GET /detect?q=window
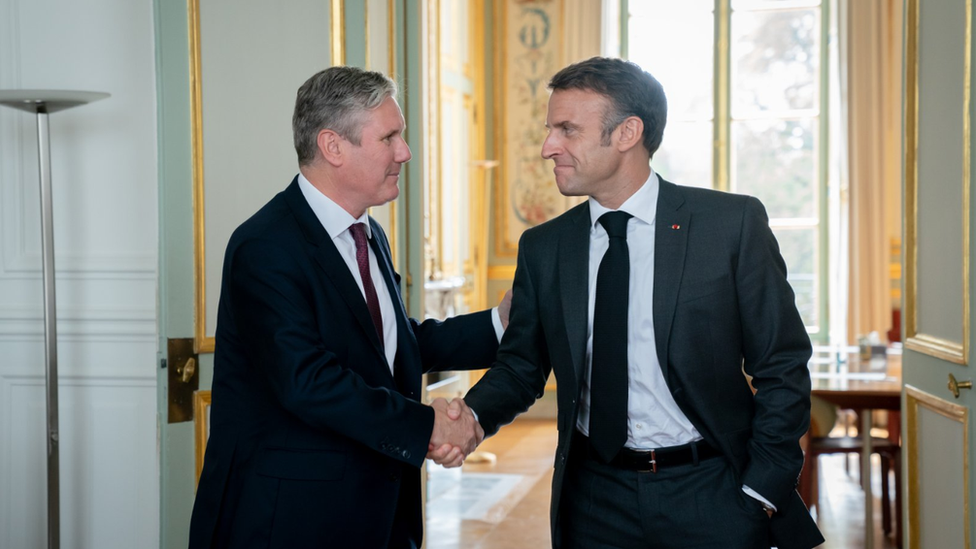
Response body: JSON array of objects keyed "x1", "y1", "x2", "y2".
[{"x1": 623, "y1": 0, "x2": 828, "y2": 339}]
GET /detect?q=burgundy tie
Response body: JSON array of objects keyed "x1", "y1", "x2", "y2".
[{"x1": 349, "y1": 223, "x2": 384, "y2": 347}]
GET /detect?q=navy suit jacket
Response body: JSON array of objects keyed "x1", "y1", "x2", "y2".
[
  {"x1": 188, "y1": 178, "x2": 499, "y2": 549},
  {"x1": 464, "y1": 179, "x2": 824, "y2": 549}
]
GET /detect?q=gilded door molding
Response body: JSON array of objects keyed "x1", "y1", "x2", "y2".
[
  {"x1": 188, "y1": 0, "x2": 213, "y2": 353},
  {"x1": 905, "y1": 384, "x2": 970, "y2": 548},
  {"x1": 903, "y1": 0, "x2": 971, "y2": 364}
]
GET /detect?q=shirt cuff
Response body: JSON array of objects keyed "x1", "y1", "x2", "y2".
[
  {"x1": 490, "y1": 307, "x2": 505, "y2": 341},
  {"x1": 742, "y1": 485, "x2": 776, "y2": 512}
]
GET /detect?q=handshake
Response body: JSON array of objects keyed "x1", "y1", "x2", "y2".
[{"x1": 426, "y1": 397, "x2": 483, "y2": 468}]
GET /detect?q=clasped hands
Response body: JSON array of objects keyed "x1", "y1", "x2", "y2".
[{"x1": 426, "y1": 397, "x2": 483, "y2": 468}]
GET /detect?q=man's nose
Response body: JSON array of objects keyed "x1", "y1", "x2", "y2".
[
  {"x1": 541, "y1": 134, "x2": 558, "y2": 159},
  {"x1": 397, "y1": 139, "x2": 412, "y2": 163}
]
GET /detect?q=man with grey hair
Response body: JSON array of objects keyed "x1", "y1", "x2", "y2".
[{"x1": 188, "y1": 66, "x2": 509, "y2": 549}]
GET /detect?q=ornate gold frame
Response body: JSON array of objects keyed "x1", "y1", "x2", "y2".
[
  {"x1": 187, "y1": 0, "x2": 213, "y2": 353},
  {"x1": 905, "y1": 384, "x2": 970, "y2": 548},
  {"x1": 332, "y1": 0, "x2": 345, "y2": 66},
  {"x1": 469, "y1": 0, "x2": 489, "y2": 311},
  {"x1": 387, "y1": 0, "x2": 398, "y2": 265},
  {"x1": 903, "y1": 0, "x2": 971, "y2": 365},
  {"x1": 488, "y1": 265, "x2": 516, "y2": 280},
  {"x1": 193, "y1": 390, "x2": 212, "y2": 485}
]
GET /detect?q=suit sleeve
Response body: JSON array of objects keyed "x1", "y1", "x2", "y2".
[
  {"x1": 463, "y1": 233, "x2": 552, "y2": 436},
  {"x1": 411, "y1": 309, "x2": 500, "y2": 374},
  {"x1": 229, "y1": 237, "x2": 433, "y2": 467},
  {"x1": 367, "y1": 216, "x2": 499, "y2": 374},
  {"x1": 735, "y1": 197, "x2": 813, "y2": 510}
]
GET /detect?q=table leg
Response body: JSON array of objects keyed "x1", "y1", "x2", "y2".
[{"x1": 862, "y1": 410, "x2": 874, "y2": 548}]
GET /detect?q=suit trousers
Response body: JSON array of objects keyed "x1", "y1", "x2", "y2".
[{"x1": 559, "y1": 440, "x2": 771, "y2": 549}]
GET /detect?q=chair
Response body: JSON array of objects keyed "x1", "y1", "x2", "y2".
[{"x1": 798, "y1": 407, "x2": 902, "y2": 547}]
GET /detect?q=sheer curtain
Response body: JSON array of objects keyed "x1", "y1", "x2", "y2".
[
  {"x1": 563, "y1": 0, "x2": 603, "y2": 63},
  {"x1": 844, "y1": 0, "x2": 903, "y2": 345}
]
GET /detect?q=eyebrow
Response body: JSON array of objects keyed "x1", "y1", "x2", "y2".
[{"x1": 546, "y1": 120, "x2": 576, "y2": 130}]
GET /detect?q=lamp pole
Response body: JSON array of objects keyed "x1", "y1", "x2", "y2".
[{"x1": 0, "y1": 90, "x2": 109, "y2": 549}]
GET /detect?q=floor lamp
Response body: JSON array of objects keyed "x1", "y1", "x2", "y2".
[{"x1": 0, "y1": 89, "x2": 109, "y2": 549}]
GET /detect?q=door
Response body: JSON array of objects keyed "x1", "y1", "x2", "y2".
[
  {"x1": 902, "y1": 0, "x2": 975, "y2": 547},
  {"x1": 154, "y1": 1, "x2": 420, "y2": 545},
  {"x1": 154, "y1": 0, "x2": 342, "y2": 546},
  {"x1": 422, "y1": 0, "x2": 490, "y2": 398}
]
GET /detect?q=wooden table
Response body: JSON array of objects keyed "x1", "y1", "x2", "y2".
[{"x1": 809, "y1": 348, "x2": 902, "y2": 548}]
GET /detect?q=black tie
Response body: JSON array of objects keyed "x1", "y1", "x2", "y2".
[{"x1": 589, "y1": 211, "x2": 632, "y2": 462}]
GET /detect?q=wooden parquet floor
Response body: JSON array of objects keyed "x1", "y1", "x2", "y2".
[{"x1": 426, "y1": 418, "x2": 899, "y2": 549}]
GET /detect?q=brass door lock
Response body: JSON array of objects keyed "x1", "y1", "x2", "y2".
[
  {"x1": 948, "y1": 373, "x2": 972, "y2": 399},
  {"x1": 167, "y1": 338, "x2": 200, "y2": 422},
  {"x1": 178, "y1": 357, "x2": 197, "y2": 383}
]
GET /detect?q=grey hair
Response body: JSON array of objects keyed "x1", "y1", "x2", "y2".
[{"x1": 293, "y1": 66, "x2": 398, "y2": 166}]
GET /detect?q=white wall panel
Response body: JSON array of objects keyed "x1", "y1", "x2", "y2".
[
  {"x1": 0, "y1": 0, "x2": 160, "y2": 545},
  {"x1": 0, "y1": 376, "x2": 157, "y2": 549},
  {"x1": 0, "y1": 0, "x2": 157, "y2": 278}
]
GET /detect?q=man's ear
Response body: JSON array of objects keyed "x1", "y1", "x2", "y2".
[
  {"x1": 616, "y1": 116, "x2": 644, "y2": 153},
  {"x1": 317, "y1": 129, "x2": 344, "y2": 167}
]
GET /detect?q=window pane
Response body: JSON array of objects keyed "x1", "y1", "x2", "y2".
[
  {"x1": 628, "y1": 3, "x2": 714, "y2": 119},
  {"x1": 631, "y1": 0, "x2": 712, "y2": 16},
  {"x1": 731, "y1": 118, "x2": 816, "y2": 218},
  {"x1": 731, "y1": 8, "x2": 819, "y2": 115},
  {"x1": 772, "y1": 226, "x2": 819, "y2": 328},
  {"x1": 652, "y1": 120, "x2": 712, "y2": 188},
  {"x1": 732, "y1": 0, "x2": 821, "y2": 8}
]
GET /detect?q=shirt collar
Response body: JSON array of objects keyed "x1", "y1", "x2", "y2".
[
  {"x1": 297, "y1": 171, "x2": 372, "y2": 240},
  {"x1": 587, "y1": 169, "x2": 659, "y2": 230}
]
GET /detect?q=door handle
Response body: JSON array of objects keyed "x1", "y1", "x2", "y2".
[
  {"x1": 178, "y1": 357, "x2": 197, "y2": 384},
  {"x1": 948, "y1": 373, "x2": 972, "y2": 398}
]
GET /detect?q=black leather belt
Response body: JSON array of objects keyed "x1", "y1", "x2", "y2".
[{"x1": 572, "y1": 431, "x2": 722, "y2": 473}]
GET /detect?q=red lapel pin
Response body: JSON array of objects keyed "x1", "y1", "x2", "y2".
[{"x1": 671, "y1": 224, "x2": 680, "y2": 230}]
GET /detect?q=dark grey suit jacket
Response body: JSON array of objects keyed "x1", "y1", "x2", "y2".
[{"x1": 465, "y1": 179, "x2": 823, "y2": 549}]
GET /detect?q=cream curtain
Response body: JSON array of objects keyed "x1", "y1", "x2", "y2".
[
  {"x1": 845, "y1": 0, "x2": 903, "y2": 344},
  {"x1": 562, "y1": 0, "x2": 603, "y2": 64}
]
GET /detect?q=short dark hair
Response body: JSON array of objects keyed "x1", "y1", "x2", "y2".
[
  {"x1": 548, "y1": 57, "x2": 667, "y2": 157},
  {"x1": 293, "y1": 66, "x2": 398, "y2": 166}
]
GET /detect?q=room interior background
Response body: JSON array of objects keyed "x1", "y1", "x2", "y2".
[{"x1": 2, "y1": 0, "x2": 964, "y2": 547}]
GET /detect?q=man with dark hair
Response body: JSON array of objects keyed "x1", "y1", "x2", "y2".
[
  {"x1": 460, "y1": 56, "x2": 824, "y2": 548},
  {"x1": 188, "y1": 66, "x2": 509, "y2": 549}
]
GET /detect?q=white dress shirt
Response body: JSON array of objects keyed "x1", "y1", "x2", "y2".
[
  {"x1": 298, "y1": 173, "x2": 400, "y2": 371},
  {"x1": 297, "y1": 173, "x2": 505, "y2": 374},
  {"x1": 576, "y1": 170, "x2": 703, "y2": 449}
]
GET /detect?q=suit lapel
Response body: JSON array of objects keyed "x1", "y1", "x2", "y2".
[
  {"x1": 558, "y1": 203, "x2": 591, "y2": 384},
  {"x1": 368, "y1": 217, "x2": 420, "y2": 396},
  {"x1": 652, "y1": 180, "x2": 690, "y2": 380},
  {"x1": 283, "y1": 181, "x2": 390, "y2": 373}
]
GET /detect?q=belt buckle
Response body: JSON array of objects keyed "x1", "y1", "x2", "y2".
[{"x1": 637, "y1": 449, "x2": 658, "y2": 474}]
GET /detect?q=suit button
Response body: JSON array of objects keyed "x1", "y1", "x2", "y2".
[{"x1": 401, "y1": 450, "x2": 411, "y2": 459}]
